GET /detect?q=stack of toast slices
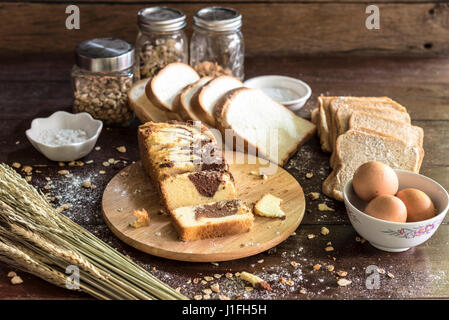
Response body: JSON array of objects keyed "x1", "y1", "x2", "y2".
[
  {"x1": 138, "y1": 121, "x2": 254, "y2": 241},
  {"x1": 311, "y1": 96, "x2": 424, "y2": 201},
  {"x1": 129, "y1": 62, "x2": 316, "y2": 167}
]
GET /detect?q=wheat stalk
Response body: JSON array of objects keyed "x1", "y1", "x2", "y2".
[{"x1": 0, "y1": 164, "x2": 187, "y2": 300}]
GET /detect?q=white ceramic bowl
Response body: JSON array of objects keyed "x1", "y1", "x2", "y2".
[
  {"x1": 243, "y1": 75, "x2": 312, "y2": 111},
  {"x1": 26, "y1": 111, "x2": 103, "y2": 162},
  {"x1": 344, "y1": 169, "x2": 449, "y2": 252}
]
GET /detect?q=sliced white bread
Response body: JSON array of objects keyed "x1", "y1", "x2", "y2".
[
  {"x1": 145, "y1": 62, "x2": 200, "y2": 112},
  {"x1": 175, "y1": 76, "x2": 213, "y2": 121},
  {"x1": 349, "y1": 111, "x2": 423, "y2": 147},
  {"x1": 329, "y1": 105, "x2": 411, "y2": 167},
  {"x1": 329, "y1": 97, "x2": 406, "y2": 151},
  {"x1": 215, "y1": 87, "x2": 316, "y2": 166},
  {"x1": 323, "y1": 129, "x2": 423, "y2": 201},
  {"x1": 128, "y1": 79, "x2": 181, "y2": 122},
  {"x1": 194, "y1": 75, "x2": 243, "y2": 126}
]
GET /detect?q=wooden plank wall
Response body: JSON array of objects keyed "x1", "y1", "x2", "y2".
[{"x1": 1, "y1": 1, "x2": 449, "y2": 56}]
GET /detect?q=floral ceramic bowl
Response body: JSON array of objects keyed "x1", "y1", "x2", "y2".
[{"x1": 344, "y1": 169, "x2": 449, "y2": 252}]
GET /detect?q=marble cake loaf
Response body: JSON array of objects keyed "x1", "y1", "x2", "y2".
[
  {"x1": 138, "y1": 121, "x2": 253, "y2": 240},
  {"x1": 138, "y1": 121, "x2": 238, "y2": 211}
]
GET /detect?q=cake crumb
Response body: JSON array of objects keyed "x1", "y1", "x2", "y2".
[
  {"x1": 10, "y1": 276, "x2": 23, "y2": 285},
  {"x1": 337, "y1": 278, "x2": 352, "y2": 287},
  {"x1": 318, "y1": 203, "x2": 334, "y2": 211},
  {"x1": 321, "y1": 227, "x2": 330, "y2": 235},
  {"x1": 116, "y1": 146, "x2": 127, "y2": 153},
  {"x1": 299, "y1": 289, "x2": 307, "y2": 294},
  {"x1": 308, "y1": 192, "x2": 320, "y2": 200},
  {"x1": 337, "y1": 270, "x2": 348, "y2": 277},
  {"x1": 313, "y1": 264, "x2": 321, "y2": 271},
  {"x1": 129, "y1": 208, "x2": 150, "y2": 228}
]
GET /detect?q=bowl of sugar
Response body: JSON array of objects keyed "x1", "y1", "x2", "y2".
[
  {"x1": 26, "y1": 111, "x2": 103, "y2": 162},
  {"x1": 243, "y1": 75, "x2": 312, "y2": 111}
]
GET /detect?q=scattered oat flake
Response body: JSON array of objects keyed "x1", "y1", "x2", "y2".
[
  {"x1": 286, "y1": 279, "x2": 294, "y2": 286},
  {"x1": 305, "y1": 172, "x2": 313, "y2": 179},
  {"x1": 82, "y1": 180, "x2": 92, "y2": 188},
  {"x1": 290, "y1": 261, "x2": 298, "y2": 267},
  {"x1": 99, "y1": 170, "x2": 106, "y2": 174},
  {"x1": 337, "y1": 278, "x2": 352, "y2": 287},
  {"x1": 325, "y1": 246, "x2": 334, "y2": 252},
  {"x1": 204, "y1": 276, "x2": 214, "y2": 281},
  {"x1": 201, "y1": 280, "x2": 207, "y2": 285},
  {"x1": 22, "y1": 166, "x2": 33, "y2": 174},
  {"x1": 257, "y1": 259, "x2": 264, "y2": 264},
  {"x1": 299, "y1": 289, "x2": 307, "y2": 294},
  {"x1": 108, "y1": 158, "x2": 115, "y2": 164},
  {"x1": 116, "y1": 146, "x2": 126, "y2": 153},
  {"x1": 321, "y1": 227, "x2": 330, "y2": 235},
  {"x1": 194, "y1": 295, "x2": 202, "y2": 300},
  {"x1": 7, "y1": 271, "x2": 16, "y2": 278},
  {"x1": 378, "y1": 268, "x2": 386, "y2": 274},
  {"x1": 313, "y1": 264, "x2": 321, "y2": 271},
  {"x1": 15, "y1": 140, "x2": 20, "y2": 145},
  {"x1": 58, "y1": 170, "x2": 69, "y2": 175},
  {"x1": 193, "y1": 278, "x2": 200, "y2": 284},
  {"x1": 387, "y1": 272, "x2": 395, "y2": 279},
  {"x1": 175, "y1": 287, "x2": 181, "y2": 293},
  {"x1": 214, "y1": 274, "x2": 221, "y2": 279},
  {"x1": 211, "y1": 262, "x2": 219, "y2": 266},
  {"x1": 308, "y1": 192, "x2": 320, "y2": 200},
  {"x1": 202, "y1": 288, "x2": 212, "y2": 295},
  {"x1": 10, "y1": 276, "x2": 23, "y2": 285},
  {"x1": 12, "y1": 162, "x2": 21, "y2": 169},
  {"x1": 318, "y1": 203, "x2": 334, "y2": 211},
  {"x1": 102, "y1": 162, "x2": 110, "y2": 167},
  {"x1": 219, "y1": 295, "x2": 230, "y2": 300},
  {"x1": 240, "y1": 271, "x2": 272, "y2": 290},
  {"x1": 245, "y1": 286, "x2": 254, "y2": 292},
  {"x1": 307, "y1": 234, "x2": 315, "y2": 239},
  {"x1": 25, "y1": 176, "x2": 32, "y2": 182},
  {"x1": 210, "y1": 283, "x2": 220, "y2": 293},
  {"x1": 95, "y1": 146, "x2": 101, "y2": 151},
  {"x1": 337, "y1": 271, "x2": 348, "y2": 277},
  {"x1": 327, "y1": 265, "x2": 335, "y2": 272},
  {"x1": 225, "y1": 273, "x2": 233, "y2": 279}
]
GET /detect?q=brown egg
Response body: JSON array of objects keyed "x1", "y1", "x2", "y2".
[
  {"x1": 365, "y1": 195, "x2": 407, "y2": 222},
  {"x1": 396, "y1": 188, "x2": 436, "y2": 222},
  {"x1": 353, "y1": 161, "x2": 399, "y2": 202}
]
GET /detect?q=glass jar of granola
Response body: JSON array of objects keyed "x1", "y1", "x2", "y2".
[
  {"x1": 190, "y1": 7, "x2": 244, "y2": 80},
  {"x1": 71, "y1": 38, "x2": 136, "y2": 126},
  {"x1": 135, "y1": 7, "x2": 188, "y2": 79}
]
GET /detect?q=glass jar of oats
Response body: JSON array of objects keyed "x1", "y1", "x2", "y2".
[
  {"x1": 190, "y1": 7, "x2": 244, "y2": 80},
  {"x1": 135, "y1": 7, "x2": 188, "y2": 80},
  {"x1": 71, "y1": 38, "x2": 136, "y2": 126}
]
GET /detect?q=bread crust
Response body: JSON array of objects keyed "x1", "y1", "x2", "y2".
[
  {"x1": 145, "y1": 62, "x2": 199, "y2": 112},
  {"x1": 215, "y1": 87, "x2": 316, "y2": 166},
  {"x1": 178, "y1": 77, "x2": 213, "y2": 122},
  {"x1": 197, "y1": 75, "x2": 243, "y2": 127},
  {"x1": 171, "y1": 213, "x2": 254, "y2": 241}
]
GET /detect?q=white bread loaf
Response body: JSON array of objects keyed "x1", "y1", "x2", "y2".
[
  {"x1": 145, "y1": 63, "x2": 200, "y2": 112},
  {"x1": 215, "y1": 87, "x2": 316, "y2": 166}
]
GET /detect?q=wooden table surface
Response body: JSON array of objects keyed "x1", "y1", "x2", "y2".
[{"x1": 1, "y1": 55, "x2": 448, "y2": 299}]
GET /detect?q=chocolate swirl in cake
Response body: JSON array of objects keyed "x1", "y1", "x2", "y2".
[{"x1": 194, "y1": 200, "x2": 240, "y2": 220}]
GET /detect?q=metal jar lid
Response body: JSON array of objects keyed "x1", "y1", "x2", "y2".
[
  {"x1": 138, "y1": 7, "x2": 186, "y2": 32},
  {"x1": 194, "y1": 7, "x2": 242, "y2": 32},
  {"x1": 75, "y1": 38, "x2": 135, "y2": 72}
]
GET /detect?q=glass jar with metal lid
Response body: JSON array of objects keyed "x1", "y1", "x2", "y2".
[
  {"x1": 71, "y1": 38, "x2": 136, "y2": 126},
  {"x1": 190, "y1": 7, "x2": 244, "y2": 80},
  {"x1": 136, "y1": 7, "x2": 188, "y2": 79}
]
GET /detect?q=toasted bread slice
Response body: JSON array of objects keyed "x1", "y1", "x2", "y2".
[
  {"x1": 128, "y1": 79, "x2": 181, "y2": 123},
  {"x1": 145, "y1": 63, "x2": 200, "y2": 112},
  {"x1": 329, "y1": 97, "x2": 406, "y2": 151},
  {"x1": 175, "y1": 77, "x2": 213, "y2": 121},
  {"x1": 349, "y1": 111, "x2": 423, "y2": 147},
  {"x1": 194, "y1": 75, "x2": 242, "y2": 126},
  {"x1": 324, "y1": 129, "x2": 423, "y2": 201},
  {"x1": 171, "y1": 200, "x2": 254, "y2": 241},
  {"x1": 329, "y1": 104, "x2": 411, "y2": 167},
  {"x1": 215, "y1": 87, "x2": 316, "y2": 166}
]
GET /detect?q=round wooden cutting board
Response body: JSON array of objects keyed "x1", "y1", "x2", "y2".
[{"x1": 102, "y1": 153, "x2": 305, "y2": 262}]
